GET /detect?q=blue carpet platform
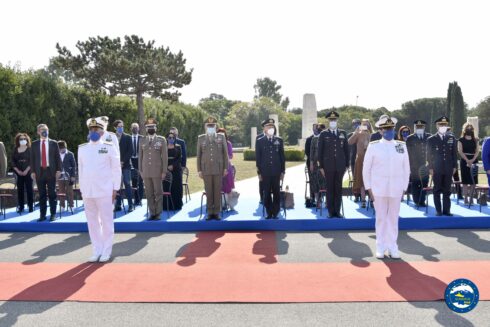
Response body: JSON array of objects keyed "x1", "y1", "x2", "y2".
[{"x1": 1, "y1": 165, "x2": 489, "y2": 232}]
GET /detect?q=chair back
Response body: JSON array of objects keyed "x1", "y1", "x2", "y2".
[
  {"x1": 418, "y1": 165, "x2": 432, "y2": 187},
  {"x1": 304, "y1": 165, "x2": 309, "y2": 182},
  {"x1": 182, "y1": 166, "x2": 189, "y2": 183},
  {"x1": 164, "y1": 171, "x2": 173, "y2": 189},
  {"x1": 470, "y1": 164, "x2": 479, "y2": 185}
]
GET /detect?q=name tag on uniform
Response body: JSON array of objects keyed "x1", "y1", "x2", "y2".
[
  {"x1": 274, "y1": 140, "x2": 280, "y2": 145},
  {"x1": 106, "y1": 135, "x2": 112, "y2": 142},
  {"x1": 99, "y1": 147, "x2": 108, "y2": 154},
  {"x1": 395, "y1": 144, "x2": 404, "y2": 154},
  {"x1": 155, "y1": 141, "x2": 162, "y2": 147},
  {"x1": 448, "y1": 139, "x2": 454, "y2": 144}
]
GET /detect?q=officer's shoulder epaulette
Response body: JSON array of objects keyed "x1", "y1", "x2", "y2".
[
  {"x1": 369, "y1": 140, "x2": 380, "y2": 144},
  {"x1": 78, "y1": 142, "x2": 88, "y2": 148},
  {"x1": 396, "y1": 140, "x2": 406, "y2": 144},
  {"x1": 198, "y1": 134, "x2": 206, "y2": 139},
  {"x1": 103, "y1": 141, "x2": 113, "y2": 146}
]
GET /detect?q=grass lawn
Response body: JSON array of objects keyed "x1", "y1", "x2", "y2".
[{"x1": 186, "y1": 152, "x2": 304, "y2": 194}]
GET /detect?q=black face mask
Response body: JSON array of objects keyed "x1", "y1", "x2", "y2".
[
  {"x1": 147, "y1": 129, "x2": 156, "y2": 135},
  {"x1": 132, "y1": 128, "x2": 139, "y2": 134}
]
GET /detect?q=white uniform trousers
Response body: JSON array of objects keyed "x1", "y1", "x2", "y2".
[
  {"x1": 84, "y1": 196, "x2": 114, "y2": 257},
  {"x1": 373, "y1": 196, "x2": 401, "y2": 253}
]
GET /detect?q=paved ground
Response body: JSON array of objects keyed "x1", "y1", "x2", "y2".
[{"x1": 0, "y1": 230, "x2": 488, "y2": 326}]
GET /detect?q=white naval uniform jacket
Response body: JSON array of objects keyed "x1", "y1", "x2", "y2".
[
  {"x1": 362, "y1": 138, "x2": 410, "y2": 198},
  {"x1": 102, "y1": 131, "x2": 120, "y2": 156},
  {"x1": 78, "y1": 141, "x2": 121, "y2": 199}
]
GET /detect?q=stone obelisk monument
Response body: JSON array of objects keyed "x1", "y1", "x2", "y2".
[{"x1": 299, "y1": 93, "x2": 318, "y2": 147}]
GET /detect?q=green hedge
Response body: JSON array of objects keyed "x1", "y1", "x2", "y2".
[{"x1": 243, "y1": 147, "x2": 305, "y2": 161}]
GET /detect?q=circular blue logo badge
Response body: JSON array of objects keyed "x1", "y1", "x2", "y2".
[{"x1": 445, "y1": 278, "x2": 479, "y2": 313}]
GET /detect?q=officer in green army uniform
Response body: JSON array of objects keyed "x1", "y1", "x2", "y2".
[{"x1": 197, "y1": 117, "x2": 229, "y2": 220}]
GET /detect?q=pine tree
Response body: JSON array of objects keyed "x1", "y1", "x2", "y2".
[{"x1": 448, "y1": 81, "x2": 466, "y2": 137}]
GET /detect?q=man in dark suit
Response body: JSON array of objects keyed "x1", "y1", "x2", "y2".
[
  {"x1": 318, "y1": 111, "x2": 349, "y2": 218},
  {"x1": 406, "y1": 120, "x2": 431, "y2": 206},
  {"x1": 58, "y1": 141, "x2": 77, "y2": 210},
  {"x1": 256, "y1": 118, "x2": 285, "y2": 219},
  {"x1": 427, "y1": 116, "x2": 458, "y2": 216},
  {"x1": 130, "y1": 122, "x2": 144, "y2": 206},
  {"x1": 304, "y1": 123, "x2": 318, "y2": 202},
  {"x1": 114, "y1": 119, "x2": 134, "y2": 212},
  {"x1": 170, "y1": 127, "x2": 187, "y2": 168},
  {"x1": 30, "y1": 124, "x2": 62, "y2": 221}
]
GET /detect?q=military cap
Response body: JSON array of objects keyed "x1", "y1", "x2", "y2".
[
  {"x1": 86, "y1": 118, "x2": 104, "y2": 129},
  {"x1": 375, "y1": 115, "x2": 398, "y2": 128},
  {"x1": 413, "y1": 119, "x2": 427, "y2": 126},
  {"x1": 261, "y1": 118, "x2": 275, "y2": 127},
  {"x1": 325, "y1": 110, "x2": 340, "y2": 120},
  {"x1": 145, "y1": 118, "x2": 158, "y2": 126},
  {"x1": 204, "y1": 116, "x2": 218, "y2": 125},
  {"x1": 434, "y1": 116, "x2": 449, "y2": 124}
]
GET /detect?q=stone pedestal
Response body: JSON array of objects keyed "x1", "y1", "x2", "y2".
[
  {"x1": 298, "y1": 93, "x2": 318, "y2": 147},
  {"x1": 251, "y1": 127, "x2": 257, "y2": 149}
]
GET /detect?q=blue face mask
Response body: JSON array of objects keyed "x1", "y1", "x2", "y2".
[
  {"x1": 89, "y1": 131, "x2": 101, "y2": 142},
  {"x1": 41, "y1": 130, "x2": 48, "y2": 138},
  {"x1": 401, "y1": 131, "x2": 410, "y2": 139},
  {"x1": 313, "y1": 129, "x2": 319, "y2": 136},
  {"x1": 168, "y1": 138, "x2": 175, "y2": 145},
  {"x1": 116, "y1": 127, "x2": 124, "y2": 134},
  {"x1": 383, "y1": 129, "x2": 395, "y2": 141}
]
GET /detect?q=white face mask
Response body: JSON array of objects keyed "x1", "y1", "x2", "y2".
[
  {"x1": 207, "y1": 127, "x2": 216, "y2": 135},
  {"x1": 415, "y1": 128, "x2": 424, "y2": 136},
  {"x1": 266, "y1": 128, "x2": 275, "y2": 136},
  {"x1": 329, "y1": 121, "x2": 337, "y2": 129},
  {"x1": 438, "y1": 126, "x2": 448, "y2": 134},
  {"x1": 359, "y1": 125, "x2": 367, "y2": 131},
  {"x1": 19, "y1": 140, "x2": 27, "y2": 146}
]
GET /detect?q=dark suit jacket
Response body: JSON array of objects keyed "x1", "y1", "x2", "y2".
[
  {"x1": 317, "y1": 129, "x2": 349, "y2": 172},
  {"x1": 406, "y1": 132, "x2": 431, "y2": 177},
  {"x1": 30, "y1": 139, "x2": 62, "y2": 176},
  {"x1": 255, "y1": 135, "x2": 285, "y2": 177},
  {"x1": 175, "y1": 138, "x2": 187, "y2": 167},
  {"x1": 61, "y1": 150, "x2": 77, "y2": 179},
  {"x1": 305, "y1": 134, "x2": 314, "y2": 167},
  {"x1": 118, "y1": 133, "x2": 133, "y2": 170}
]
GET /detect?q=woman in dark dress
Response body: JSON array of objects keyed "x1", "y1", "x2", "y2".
[
  {"x1": 457, "y1": 123, "x2": 479, "y2": 204},
  {"x1": 162, "y1": 132, "x2": 183, "y2": 210},
  {"x1": 12, "y1": 133, "x2": 34, "y2": 213}
]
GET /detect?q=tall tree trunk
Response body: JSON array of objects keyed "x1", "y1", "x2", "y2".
[{"x1": 137, "y1": 92, "x2": 145, "y2": 135}]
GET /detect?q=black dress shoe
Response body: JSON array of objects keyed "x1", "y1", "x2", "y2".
[
  {"x1": 272, "y1": 215, "x2": 279, "y2": 219},
  {"x1": 29, "y1": 207, "x2": 34, "y2": 213},
  {"x1": 336, "y1": 213, "x2": 344, "y2": 218},
  {"x1": 265, "y1": 215, "x2": 272, "y2": 219},
  {"x1": 206, "y1": 215, "x2": 213, "y2": 221},
  {"x1": 418, "y1": 203, "x2": 427, "y2": 207},
  {"x1": 214, "y1": 215, "x2": 221, "y2": 221},
  {"x1": 114, "y1": 206, "x2": 122, "y2": 212},
  {"x1": 128, "y1": 207, "x2": 134, "y2": 213},
  {"x1": 328, "y1": 213, "x2": 335, "y2": 218},
  {"x1": 443, "y1": 212, "x2": 453, "y2": 216},
  {"x1": 37, "y1": 217, "x2": 46, "y2": 222},
  {"x1": 435, "y1": 212, "x2": 443, "y2": 216},
  {"x1": 49, "y1": 214, "x2": 56, "y2": 221}
]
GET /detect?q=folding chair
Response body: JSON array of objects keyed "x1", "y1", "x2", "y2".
[
  {"x1": 417, "y1": 166, "x2": 433, "y2": 213},
  {"x1": 182, "y1": 167, "x2": 191, "y2": 202},
  {"x1": 304, "y1": 165, "x2": 310, "y2": 200},
  {"x1": 468, "y1": 164, "x2": 488, "y2": 212},
  {"x1": 114, "y1": 180, "x2": 127, "y2": 218},
  {"x1": 0, "y1": 192, "x2": 13, "y2": 220},
  {"x1": 57, "y1": 179, "x2": 74, "y2": 219},
  {"x1": 162, "y1": 171, "x2": 175, "y2": 219}
]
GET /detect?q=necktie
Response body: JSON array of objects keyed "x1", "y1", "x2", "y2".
[
  {"x1": 41, "y1": 140, "x2": 47, "y2": 168},
  {"x1": 133, "y1": 136, "x2": 137, "y2": 156}
]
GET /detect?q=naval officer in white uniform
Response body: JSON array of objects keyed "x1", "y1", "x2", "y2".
[
  {"x1": 363, "y1": 115, "x2": 410, "y2": 259},
  {"x1": 79, "y1": 118, "x2": 121, "y2": 263}
]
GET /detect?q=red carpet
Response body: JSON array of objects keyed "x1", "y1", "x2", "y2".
[{"x1": 0, "y1": 232, "x2": 489, "y2": 303}]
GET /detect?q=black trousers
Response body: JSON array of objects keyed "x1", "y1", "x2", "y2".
[
  {"x1": 259, "y1": 180, "x2": 264, "y2": 202},
  {"x1": 263, "y1": 175, "x2": 281, "y2": 217},
  {"x1": 131, "y1": 158, "x2": 144, "y2": 204},
  {"x1": 410, "y1": 175, "x2": 429, "y2": 205},
  {"x1": 37, "y1": 168, "x2": 57, "y2": 217},
  {"x1": 16, "y1": 174, "x2": 34, "y2": 210},
  {"x1": 433, "y1": 172, "x2": 452, "y2": 214},
  {"x1": 325, "y1": 170, "x2": 344, "y2": 215},
  {"x1": 307, "y1": 166, "x2": 314, "y2": 199}
]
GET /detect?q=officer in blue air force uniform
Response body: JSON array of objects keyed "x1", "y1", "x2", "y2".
[
  {"x1": 78, "y1": 118, "x2": 121, "y2": 263},
  {"x1": 427, "y1": 116, "x2": 458, "y2": 216},
  {"x1": 255, "y1": 118, "x2": 285, "y2": 219},
  {"x1": 318, "y1": 110, "x2": 349, "y2": 218}
]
